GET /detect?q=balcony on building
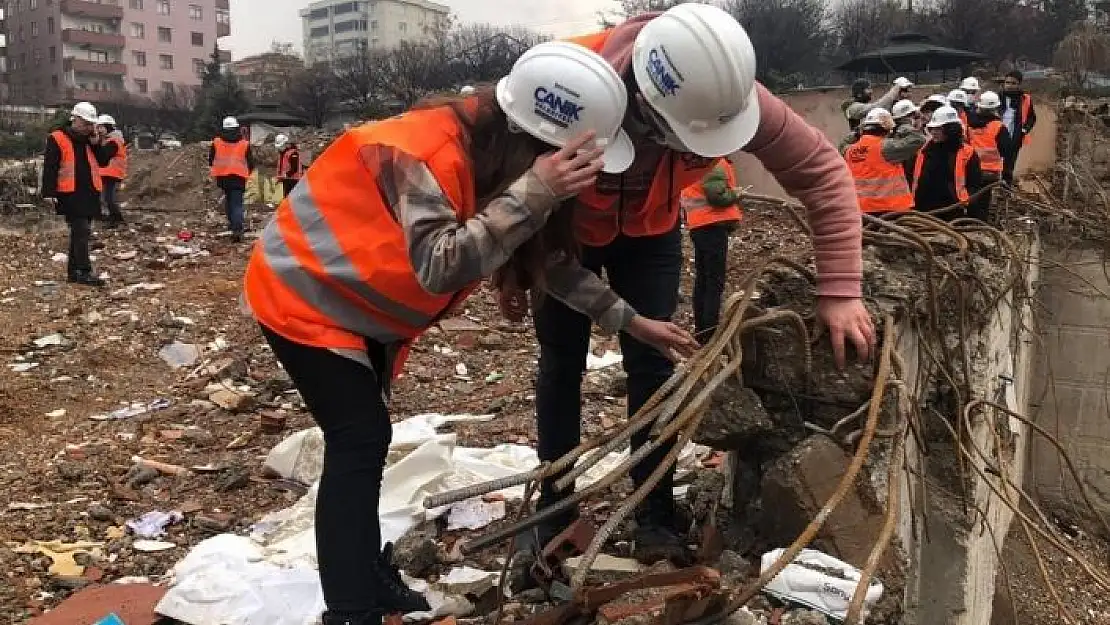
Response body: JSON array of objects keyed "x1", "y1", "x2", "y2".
[
  {"x1": 216, "y1": 7, "x2": 231, "y2": 37},
  {"x1": 64, "y1": 58, "x2": 127, "y2": 75},
  {"x1": 62, "y1": 29, "x2": 126, "y2": 48},
  {"x1": 61, "y1": 0, "x2": 124, "y2": 20}
]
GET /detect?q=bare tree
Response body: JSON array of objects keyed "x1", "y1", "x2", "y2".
[
  {"x1": 1055, "y1": 22, "x2": 1110, "y2": 88},
  {"x1": 283, "y1": 63, "x2": 336, "y2": 127},
  {"x1": 599, "y1": 0, "x2": 687, "y2": 26},
  {"x1": 373, "y1": 41, "x2": 452, "y2": 108},
  {"x1": 331, "y1": 45, "x2": 386, "y2": 116},
  {"x1": 448, "y1": 24, "x2": 547, "y2": 85},
  {"x1": 724, "y1": 0, "x2": 829, "y2": 88},
  {"x1": 831, "y1": 0, "x2": 907, "y2": 60}
]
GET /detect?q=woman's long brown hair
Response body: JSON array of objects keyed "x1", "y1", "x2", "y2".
[{"x1": 414, "y1": 86, "x2": 579, "y2": 293}]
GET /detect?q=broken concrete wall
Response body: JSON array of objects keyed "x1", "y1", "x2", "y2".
[{"x1": 1031, "y1": 243, "x2": 1110, "y2": 529}]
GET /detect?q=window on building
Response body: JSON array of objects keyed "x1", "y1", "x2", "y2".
[
  {"x1": 134, "y1": 78, "x2": 148, "y2": 93},
  {"x1": 52, "y1": 75, "x2": 58, "y2": 88},
  {"x1": 193, "y1": 57, "x2": 204, "y2": 77},
  {"x1": 130, "y1": 0, "x2": 143, "y2": 8},
  {"x1": 188, "y1": 3, "x2": 201, "y2": 19},
  {"x1": 89, "y1": 50, "x2": 108, "y2": 63},
  {"x1": 133, "y1": 50, "x2": 147, "y2": 66},
  {"x1": 216, "y1": 8, "x2": 229, "y2": 25},
  {"x1": 30, "y1": 21, "x2": 37, "y2": 36},
  {"x1": 310, "y1": 25, "x2": 329, "y2": 37},
  {"x1": 309, "y1": 8, "x2": 328, "y2": 20},
  {"x1": 159, "y1": 53, "x2": 173, "y2": 69},
  {"x1": 17, "y1": 25, "x2": 24, "y2": 42},
  {"x1": 47, "y1": 17, "x2": 53, "y2": 33},
  {"x1": 29, "y1": 0, "x2": 36, "y2": 9},
  {"x1": 157, "y1": 0, "x2": 169, "y2": 15},
  {"x1": 158, "y1": 26, "x2": 171, "y2": 42},
  {"x1": 334, "y1": 1, "x2": 357, "y2": 14},
  {"x1": 161, "y1": 81, "x2": 174, "y2": 93},
  {"x1": 191, "y1": 31, "x2": 203, "y2": 46},
  {"x1": 49, "y1": 46, "x2": 55, "y2": 62},
  {"x1": 131, "y1": 22, "x2": 144, "y2": 38},
  {"x1": 33, "y1": 48, "x2": 41, "y2": 65},
  {"x1": 334, "y1": 19, "x2": 365, "y2": 33},
  {"x1": 370, "y1": 20, "x2": 377, "y2": 30}
]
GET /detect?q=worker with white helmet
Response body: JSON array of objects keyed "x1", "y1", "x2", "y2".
[
  {"x1": 966, "y1": 91, "x2": 1011, "y2": 220},
  {"x1": 243, "y1": 41, "x2": 641, "y2": 625},
  {"x1": 498, "y1": 3, "x2": 873, "y2": 575},
  {"x1": 41, "y1": 102, "x2": 115, "y2": 287},
  {"x1": 95, "y1": 113, "x2": 128, "y2": 228},
  {"x1": 842, "y1": 108, "x2": 918, "y2": 214},
  {"x1": 208, "y1": 115, "x2": 255, "y2": 242},
  {"x1": 946, "y1": 89, "x2": 975, "y2": 139},
  {"x1": 959, "y1": 76, "x2": 981, "y2": 104},
  {"x1": 912, "y1": 105, "x2": 984, "y2": 215},
  {"x1": 920, "y1": 93, "x2": 949, "y2": 119},
  {"x1": 890, "y1": 99, "x2": 927, "y2": 181},
  {"x1": 273, "y1": 133, "x2": 303, "y2": 198},
  {"x1": 843, "y1": 76, "x2": 914, "y2": 131}
]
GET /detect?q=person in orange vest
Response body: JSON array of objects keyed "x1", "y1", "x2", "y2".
[
  {"x1": 242, "y1": 42, "x2": 657, "y2": 625},
  {"x1": 41, "y1": 102, "x2": 115, "y2": 287},
  {"x1": 913, "y1": 106, "x2": 984, "y2": 217},
  {"x1": 273, "y1": 133, "x2": 303, "y2": 197},
  {"x1": 680, "y1": 159, "x2": 742, "y2": 344},
  {"x1": 1000, "y1": 70, "x2": 1036, "y2": 184},
  {"x1": 843, "y1": 108, "x2": 918, "y2": 215},
  {"x1": 208, "y1": 116, "x2": 254, "y2": 242},
  {"x1": 96, "y1": 114, "x2": 128, "y2": 228},
  {"x1": 967, "y1": 91, "x2": 1012, "y2": 221},
  {"x1": 946, "y1": 89, "x2": 975, "y2": 141},
  {"x1": 500, "y1": 3, "x2": 875, "y2": 571}
]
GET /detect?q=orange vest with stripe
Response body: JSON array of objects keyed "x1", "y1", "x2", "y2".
[
  {"x1": 1020, "y1": 93, "x2": 1033, "y2": 146},
  {"x1": 101, "y1": 135, "x2": 127, "y2": 179},
  {"x1": 844, "y1": 133, "x2": 913, "y2": 213},
  {"x1": 956, "y1": 108, "x2": 972, "y2": 141},
  {"x1": 211, "y1": 138, "x2": 250, "y2": 178},
  {"x1": 243, "y1": 107, "x2": 478, "y2": 371},
  {"x1": 51, "y1": 130, "x2": 102, "y2": 193},
  {"x1": 912, "y1": 140, "x2": 975, "y2": 203},
  {"x1": 567, "y1": 28, "x2": 719, "y2": 247},
  {"x1": 278, "y1": 147, "x2": 304, "y2": 181},
  {"x1": 969, "y1": 119, "x2": 1004, "y2": 174},
  {"x1": 682, "y1": 162, "x2": 743, "y2": 229}
]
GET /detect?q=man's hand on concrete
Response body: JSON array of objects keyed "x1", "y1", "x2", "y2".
[{"x1": 816, "y1": 297, "x2": 875, "y2": 369}]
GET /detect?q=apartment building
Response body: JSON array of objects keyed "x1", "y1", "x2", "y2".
[
  {"x1": 300, "y1": 0, "x2": 450, "y2": 66},
  {"x1": 4, "y1": 0, "x2": 231, "y2": 105},
  {"x1": 228, "y1": 51, "x2": 303, "y2": 102}
]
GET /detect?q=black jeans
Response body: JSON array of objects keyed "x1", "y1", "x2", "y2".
[
  {"x1": 224, "y1": 187, "x2": 245, "y2": 234},
  {"x1": 689, "y1": 224, "x2": 730, "y2": 344},
  {"x1": 66, "y1": 216, "x2": 93, "y2": 276},
  {"x1": 968, "y1": 172, "x2": 999, "y2": 222},
  {"x1": 261, "y1": 325, "x2": 392, "y2": 614},
  {"x1": 103, "y1": 178, "x2": 123, "y2": 222},
  {"x1": 282, "y1": 179, "x2": 298, "y2": 198},
  {"x1": 534, "y1": 226, "x2": 682, "y2": 519}
]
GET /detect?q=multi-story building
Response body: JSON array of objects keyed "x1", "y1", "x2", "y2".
[
  {"x1": 4, "y1": 0, "x2": 232, "y2": 105},
  {"x1": 227, "y1": 51, "x2": 303, "y2": 102},
  {"x1": 300, "y1": 0, "x2": 450, "y2": 66}
]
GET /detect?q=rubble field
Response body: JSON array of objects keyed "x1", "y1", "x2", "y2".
[{"x1": 1, "y1": 142, "x2": 1109, "y2": 625}]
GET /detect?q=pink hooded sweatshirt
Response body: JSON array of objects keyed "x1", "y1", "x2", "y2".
[{"x1": 594, "y1": 14, "x2": 862, "y2": 299}]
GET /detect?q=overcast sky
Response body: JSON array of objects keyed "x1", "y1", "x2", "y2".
[{"x1": 225, "y1": 0, "x2": 618, "y2": 58}]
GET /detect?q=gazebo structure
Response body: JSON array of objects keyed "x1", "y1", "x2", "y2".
[{"x1": 836, "y1": 33, "x2": 986, "y2": 83}]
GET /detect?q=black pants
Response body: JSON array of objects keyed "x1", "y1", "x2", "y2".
[
  {"x1": 534, "y1": 226, "x2": 682, "y2": 518},
  {"x1": 689, "y1": 224, "x2": 730, "y2": 344},
  {"x1": 66, "y1": 216, "x2": 93, "y2": 276},
  {"x1": 282, "y1": 179, "x2": 298, "y2": 198},
  {"x1": 103, "y1": 177, "x2": 123, "y2": 222},
  {"x1": 968, "y1": 172, "x2": 999, "y2": 222},
  {"x1": 1002, "y1": 150, "x2": 1018, "y2": 185},
  {"x1": 261, "y1": 325, "x2": 392, "y2": 613}
]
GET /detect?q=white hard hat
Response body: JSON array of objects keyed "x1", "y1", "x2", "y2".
[
  {"x1": 927, "y1": 105, "x2": 962, "y2": 128},
  {"x1": 222, "y1": 116, "x2": 240, "y2": 129},
  {"x1": 274, "y1": 133, "x2": 289, "y2": 148},
  {"x1": 960, "y1": 77, "x2": 981, "y2": 92},
  {"x1": 946, "y1": 89, "x2": 969, "y2": 105},
  {"x1": 496, "y1": 41, "x2": 633, "y2": 174},
  {"x1": 924, "y1": 94, "x2": 948, "y2": 106},
  {"x1": 977, "y1": 91, "x2": 1001, "y2": 109},
  {"x1": 97, "y1": 114, "x2": 116, "y2": 126},
  {"x1": 861, "y1": 107, "x2": 893, "y2": 130},
  {"x1": 631, "y1": 3, "x2": 760, "y2": 157},
  {"x1": 460, "y1": 85, "x2": 475, "y2": 95},
  {"x1": 891, "y1": 99, "x2": 918, "y2": 119},
  {"x1": 893, "y1": 77, "x2": 914, "y2": 89},
  {"x1": 71, "y1": 102, "x2": 98, "y2": 123}
]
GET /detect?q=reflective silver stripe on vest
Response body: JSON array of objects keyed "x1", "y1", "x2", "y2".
[
  {"x1": 681, "y1": 196, "x2": 709, "y2": 210},
  {"x1": 261, "y1": 179, "x2": 434, "y2": 340},
  {"x1": 854, "y1": 176, "x2": 911, "y2": 198}
]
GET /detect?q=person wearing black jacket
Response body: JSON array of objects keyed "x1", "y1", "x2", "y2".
[
  {"x1": 41, "y1": 102, "x2": 115, "y2": 287},
  {"x1": 1000, "y1": 70, "x2": 1037, "y2": 184},
  {"x1": 207, "y1": 116, "x2": 255, "y2": 242},
  {"x1": 913, "y1": 105, "x2": 984, "y2": 218}
]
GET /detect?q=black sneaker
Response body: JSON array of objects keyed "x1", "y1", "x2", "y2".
[
  {"x1": 632, "y1": 499, "x2": 693, "y2": 567},
  {"x1": 68, "y1": 272, "x2": 106, "y2": 287},
  {"x1": 231, "y1": 231, "x2": 244, "y2": 243},
  {"x1": 372, "y1": 542, "x2": 430, "y2": 614},
  {"x1": 507, "y1": 510, "x2": 577, "y2": 596},
  {"x1": 321, "y1": 611, "x2": 383, "y2": 625}
]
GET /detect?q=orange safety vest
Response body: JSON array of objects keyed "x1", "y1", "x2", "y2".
[
  {"x1": 278, "y1": 147, "x2": 304, "y2": 181},
  {"x1": 101, "y1": 135, "x2": 127, "y2": 180},
  {"x1": 243, "y1": 107, "x2": 478, "y2": 375},
  {"x1": 567, "y1": 27, "x2": 719, "y2": 247},
  {"x1": 844, "y1": 134, "x2": 913, "y2": 213},
  {"x1": 912, "y1": 140, "x2": 975, "y2": 203},
  {"x1": 211, "y1": 138, "x2": 250, "y2": 178},
  {"x1": 50, "y1": 130, "x2": 102, "y2": 194},
  {"x1": 956, "y1": 108, "x2": 973, "y2": 141},
  {"x1": 969, "y1": 119, "x2": 1004, "y2": 174},
  {"x1": 681, "y1": 161, "x2": 743, "y2": 229},
  {"x1": 1020, "y1": 93, "x2": 1033, "y2": 146}
]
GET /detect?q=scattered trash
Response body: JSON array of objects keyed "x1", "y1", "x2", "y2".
[
  {"x1": 114, "y1": 250, "x2": 139, "y2": 261},
  {"x1": 586, "y1": 350, "x2": 623, "y2": 371},
  {"x1": 51, "y1": 252, "x2": 67, "y2": 263},
  {"x1": 455, "y1": 363, "x2": 468, "y2": 377},
  {"x1": 9, "y1": 362, "x2": 39, "y2": 372},
  {"x1": 126, "y1": 510, "x2": 184, "y2": 538},
  {"x1": 158, "y1": 341, "x2": 202, "y2": 369},
  {"x1": 761, "y1": 548, "x2": 884, "y2": 621},
  {"x1": 435, "y1": 566, "x2": 500, "y2": 597},
  {"x1": 133, "y1": 539, "x2": 177, "y2": 552},
  {"x1": 90, "y1": 399, "x2": 172, "y2": 421},
  {"x1": 93, "y1": 614, "x2": 126, "y2": 625},
  {"x1": 13, "y1": 539, "x2": 104, "y2": 576},
  {"x1": 484, "y1": 372, "x2": 504, "y2": 384},
  {"x1": 33, "y1": 332, "x2": 68, "y2": 348},
  {"x1": 8, "y1": 501, "x2": 54, "y2": 511},
  {"x1": 446, "y1": 499, "x2": 506, "y2": 531},
  {"x1": 45, "y1": 409, "x2": 66, "y2": 418}
]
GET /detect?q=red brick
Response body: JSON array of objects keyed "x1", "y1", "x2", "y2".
[{"x1": 30, "y1": 584, "x2": 166, "y2": 625}]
